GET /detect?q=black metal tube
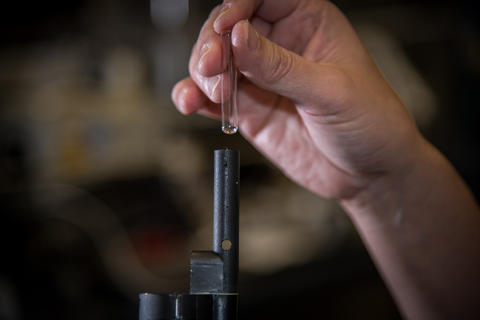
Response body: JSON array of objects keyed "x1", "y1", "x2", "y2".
[
  {"x1": 139, "y1": 150, "x2": 239, "y2": 320},
  {"x1": 139, "y1": 293, "x2": 213, "y2": 320},
  {"x1": 213, "y1": 149, "x2": 239, "y2": 294},
  {"x1": 213, "y1": 295, "x2": 238, "y2": 320},
  {"x1": 139, "y1": 293, "x2": 170, "y2": 320}
]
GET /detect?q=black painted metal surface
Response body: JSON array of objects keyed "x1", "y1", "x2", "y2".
[
  {"x1": 139, "y1": 149, "x2": 239, "y2": 320},
  {"x1": 212, "y1": 149, "x2": 239, "y2": 294},
  {"x1": 139, "y1": 293, "x2": 213, "y2": 320}
]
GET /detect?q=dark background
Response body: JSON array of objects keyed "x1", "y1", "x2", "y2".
[{"x1": 1, "y1": 0, "x2": 479, "y2": 319}]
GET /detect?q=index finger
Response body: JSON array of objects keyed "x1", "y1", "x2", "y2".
[{"x1": 213, "y1": 0, "x2": 302, "y2": 33}]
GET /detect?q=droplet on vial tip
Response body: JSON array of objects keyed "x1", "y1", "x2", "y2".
[{"x1": 222, "y1": 125, "x2": 238, "y2": 135}]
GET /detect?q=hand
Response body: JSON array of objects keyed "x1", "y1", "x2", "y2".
[
  {"x1": 172, "y1": 2, "x2": 480, "y2": 318},
  {"x1": 172, "y1": 0, "x2": 422, "y2": 200}
]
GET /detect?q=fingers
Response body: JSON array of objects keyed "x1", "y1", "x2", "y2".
[
  {"x1": 189, "y1": 0, "x2": 302, "y2": 103},
  {"x1": 172, "y1": 77, "x2": 218, "y2": 115},
  {"x1": 172, "y1": 75, "x2": 282, "y2": 134},
  {"x1": 188, "y1": 5, "x2": 226, "y2": 103},
  {"x1": 213, "y1": 0, "x2": 259, "y2": 33},
  {"x1": 250, "y1": 16, "x2": 272, "y2": 37},
  {"x1": 213, "y1": 0, "x2": 301, "y2": 33},
  {"x1": 178, "y1": 1, "x2": 353, "y2": 121},
  {"x1": 231, "y1": 19, "x2": 339, "y2": 108}
]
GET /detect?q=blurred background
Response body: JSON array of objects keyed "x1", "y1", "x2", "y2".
[{"x1": 0, "y1": 0, "x2": 479, "y2": 319}]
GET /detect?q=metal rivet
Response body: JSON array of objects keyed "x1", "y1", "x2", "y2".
[{"x1": 221, "y1": 240, "x2": 232, "y2": 250}]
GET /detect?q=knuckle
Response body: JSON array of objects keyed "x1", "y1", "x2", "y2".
[
  {"x1": 328, "y1": 67, "x2": 354, "y2": 100},
  {"x1": 265, "y1": 47, "x2": 295, "y2": 85}
]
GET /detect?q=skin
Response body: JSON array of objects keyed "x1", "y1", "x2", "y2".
[{"x1": 171, "y1": 0, "x2": 480, "y2": 318}]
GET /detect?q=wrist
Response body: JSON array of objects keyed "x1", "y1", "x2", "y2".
[
  {"x1": 339, "y1": 133, "x2": 480, "y2": 320},
  {"x1": 340, "y1": 134, "x2": 435, "y2": 221}
]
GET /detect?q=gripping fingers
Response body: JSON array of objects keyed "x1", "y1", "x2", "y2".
[
  {"x1": 172, "y1": 77, "x2": 217, "y2": 115},
  {"x1": 188, "y1": 4, "x2": 229, "y2": 103}
]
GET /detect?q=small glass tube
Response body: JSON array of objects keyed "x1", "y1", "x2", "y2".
[{"x1": 221, "y1": 32, "x2": 238, "y2": 135}]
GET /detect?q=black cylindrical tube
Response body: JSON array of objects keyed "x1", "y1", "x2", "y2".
[
  {"x1": 139, "y1": 293, "x2": 213, "y2": 320},
  {"x1": 213, "y1": 149, "x2": 239, "y2": 293},
  {"x1": 213, "y1": 295, "x2": 238, "y2": 320},
  {"x1": 139, "y1": 293, "x2": 170, "y2": 320}
]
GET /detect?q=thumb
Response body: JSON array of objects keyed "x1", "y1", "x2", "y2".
[{"x1": 231, "y1": 20, "x2": 342, "y2": 108}]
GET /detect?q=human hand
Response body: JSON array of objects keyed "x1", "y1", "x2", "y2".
[{"x1": 171, "y1": 0, "x2": 423, "y2": 201}]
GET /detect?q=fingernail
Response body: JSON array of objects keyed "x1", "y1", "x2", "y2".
[
  {"x1": 214, "y1": 3, "x2": 232, "y2": 31},
  {"x1": 245, "y1": 21, "x2": 258, "y2": 51},
  {"x1": 178, "y1": 87, "x2": 189, "y2": 112},
  {"x1": 199, "y1": 42, "x2": 211, "y2": 68},
  {"x1": 210, "y1": 76, "x2": 221, "y2": 100},
  {"x1": 200, "y1": 42, "x2": 210, "y2": 57}
]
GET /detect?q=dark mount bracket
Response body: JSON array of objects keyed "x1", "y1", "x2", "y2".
[{"x1": 139, "y1": 149, "x2": 239, "y2": 320}]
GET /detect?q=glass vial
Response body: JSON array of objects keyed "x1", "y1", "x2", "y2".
[{"x1": 221, "y1": 32, "x2": 238, "y2": 135}]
